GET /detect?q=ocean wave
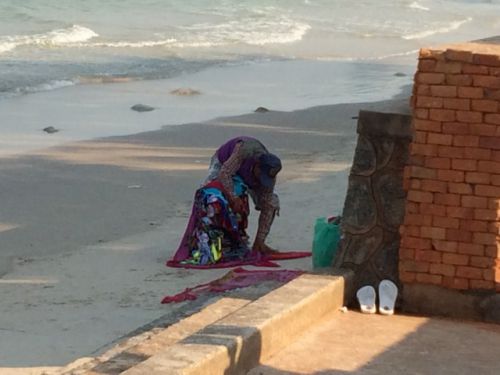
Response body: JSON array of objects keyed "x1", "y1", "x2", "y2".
[
  {"x1": 88, "y1": 39, "x2": 177, "y2": 48},
  {"x1": 181, "y1": 15, "x2": 311, "y2": 46},
  {"x1": 0, "y1": 25, "x2": 98, "y2": 54},
  {"x1": 408, "y1": 1, "x2": 430, "y2": 11},
  {"x1": 402, "y1": 17, "x2": 472, "y2": 40},
  {"x1": 14, "y1": 79, "x2": 75, "y2": 94}
]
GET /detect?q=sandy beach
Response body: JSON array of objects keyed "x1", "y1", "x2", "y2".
[{"x1": 0, "y1": 63, "x2": 411, "y2": 372}]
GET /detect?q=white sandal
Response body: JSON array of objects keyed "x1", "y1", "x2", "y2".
[
  {"x1": 378, "y1": 279, "x2": 398, "y2": 316},
  {"x1": 356, "y1": 285, "x2": 376, "y2": 314}
]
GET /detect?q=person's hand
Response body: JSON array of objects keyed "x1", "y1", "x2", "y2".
[
  {"x1": 230, "y1": 196, "x2": 246, "y2": 214},
  {"x1": 252, "y1": 240, "x2": 279, "y2": 254}
]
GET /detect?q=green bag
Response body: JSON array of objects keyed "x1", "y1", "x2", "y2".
[{"x1": 312, "y1": 217, "x2": 341, "y2": 268}]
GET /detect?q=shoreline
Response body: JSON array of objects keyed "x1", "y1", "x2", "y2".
[{"x1": 0, "y1": 93, "x2": 410, "y2": 368}]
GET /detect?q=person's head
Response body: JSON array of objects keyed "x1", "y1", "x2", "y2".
[{"x1": 255, "y1": 153, "x2": 282, "y2": 188}]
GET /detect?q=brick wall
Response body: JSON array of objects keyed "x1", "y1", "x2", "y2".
[{"x1": 400, "y1": 42, "x2": 500, "y2": 292}]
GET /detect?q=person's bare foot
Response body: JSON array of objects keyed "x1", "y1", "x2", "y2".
[{"x1": 253, "y1": 241, "x2": 279, "y2": 255}]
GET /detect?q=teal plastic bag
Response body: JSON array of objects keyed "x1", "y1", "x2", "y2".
[{"x1": 312, "y1": 217, "x2": 341, "y2": 268}]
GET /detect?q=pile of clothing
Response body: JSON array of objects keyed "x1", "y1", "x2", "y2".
[{"x1": 183, "y1": 176, "x2": 250, "y2": 265}]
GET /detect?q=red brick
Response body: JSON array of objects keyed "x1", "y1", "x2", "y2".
[
  {"x1": 493, "y1": 151, "x2": 500, "y2": 162},
  {"x1": 437, "y1": 169, "x2": 464, "y2": 182},
  {"x1": 492, "y1": 174, "x2": 500, "y2": 186},
  {"x1": 458, "y1": 242, "x2": 484, "y2": 256},
  {"x1": 478, "y1": 160, "x2": 500, "y2": 173},
  {"x1": 483, "y1": 268, "x2": 495, "y2": 281},
  {"x1": 425, "y1": 157, "x2": 451, "y2": 169},
  {"x1": 461, "y1": 195, "x2": 488, "y2": 208},
  {"x1": 435, "y1": 60, "x2": 463, "y2": 73},
  {"x1": 451, "y1": 158, "x2": 477, "y2": 171},
  {"x1": 471, "y1": 99, "x2": 499, "y2": 113},
  {"x1": 400, "y1": 247, "x2": 415, "y2": 260},
  {"x1": 420, "y1": 227, "x2": 446, "y2": 240},
  {"x1": 469, "y1": 124, "x2": 497, "y2": 136},
  {"x1": 442, "y1": 122, "x2": 469, "y2": 134},
  {"x1": 475, "y1": 184, "x2": 500, "y2": 197},
  {"x1": 420, "y1": 179, "x2": 447, "y2": 193},
  {"x1": 417, "y1": 72, "x2": 446, "y2": 85},
  {"x1": 430, "y1": 263, "x2": 456, "y2": 277},
  {"x1": 473, "y1": 75, "x2": 500, "y2": 88},
  {"x1": 399, "y1": 270, "x2": 417, "y2": 283},
  {"x1": 474, "y1": 208, "x2": 497, "y2": 221},
  {"x1": 401, "y1": 235, "x2": 432, "y2": 249},
  {"x1": 432, "y1": 240, "x2": 458, "y2": 253},
  {"x1": 442, "y1": 276, "x2": 468, "y2": 290},
  {"x1": 484, "y1": 88, "x2": 500, "y2": 100},
  {"x1": 416, "y1": 96, "x2": 443, "y2": 109},
  {"x1": 409, "y1": 166, "x2": 437, "y2": 179},
  {"x1": 462, "y1": 64, "x2": 488, "y2": 74},
  {"x1": 463, "y1": 147, "x2": 491, "y2": 160},
  {"x1": 470, "y1": 279, "x2": 495, "y2": 289},
  {"x1": 457, "y1": 86, "x2": 483, "y2": 99},
  {"x1": 473, "y1": 53, "x2": 500, "y2": 67},
  {"x1": 491, "y1": 67, "x2": 500, "y2": 77},
  {"x1": 404, "y1": 214, "x2": 434, "y2": 227},
  {"x1": 430, "y1": 85, "x2": 457, "y2": 98},
  {"x1": 434, "y1": 193, "x2": 460, "y2": 206},
  {"x1": 446, "y1": 74, "x2": 473, "y2": 86},
  {"x1": 414, "y1": 131, "x2": 427, "y2": 144},
  {"x1": 488, "y1": 222, "x2": 500, "y2": 235},
  {"x1": 448, "y1": 182, "x2": 473, "y2": 195},
  {"x1": 465, "y1": 172, "x2": 490, "y2": 184},
  {"x1": 400, "y1": 259, "x2": 430, "y2": 273},
  {"x1": 485, "y1": 245, "x2": 500, "y2": 258},
  {"x1": 479, "y1": 136, "x2": 500, "y2": 150},
  {"x1": 484, "y1": 114, "x2": 500, "y2": 125},
  {"x1": 409, "y1": 155, "x2": 425, "y2": 167},
  {"x1": 447, "y1": 206, "x2": 474, "y2": 219},
  {"x1": 459, "y1": 219, "x2": 488, "y2": 232},
  {"x1": 470, "y1": 256, "x2": 493, "y2": 268},
  {"x1": 405, "y1": 202, "x2": 420, "y2": 214},
  {"x1": 445, "y1": 49, "x2": 472, "y2": 64},
  {"x1": 418, "y1": 59, "x2": 437, "y2": 72},
  {"x1": 409, "y1": 179, "x2": 421, "y2": 190},
  {"x1": 414, "y1": 108, "x2": 429, "y2": 119},
  {"x1": 413, "y1": 119, "x2": 441, "y2": 132},
  {"x1": 437, "y1": 146, "x2": 464, "y2": 158},
  {"x1": 411, "y1": 144, "x2": 438, "y2": 157},
  {"x1": 416, "y1": 273, "x2": 442, "y2": 285},
  {"x1": 429, "y1": 109, "x2": 456, "y2": 122},
  {"x1": 453, "y1": 135, "x2": 479, "y2": 147},
  {"x1": 415, "y1": 249, "x2": 442, "y2": 263},
  {"x1": 456, "y1": 110, "x2": 483, "y2": 123},
  {"x1": 433, "y1": 216, "x2": 460, "y2": 229},
  {"x1": 421, "y1": 204, "x2": 446, "y2": 218},
  {"x1": 443, "y1": 253, "x2": 469, "y2": 265},
  {"x1": 456, "y1": 266, "x2": 483, "y2": 279},
  {"x1": 447, "y1": 229, "x2": 473, "y2": 242},
  {"x1": 473, "y1": 232, "x2": 498, "y2": 245}
]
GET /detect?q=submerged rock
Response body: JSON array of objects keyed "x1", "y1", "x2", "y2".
[
  {"x1": 42, "y1": 126, "x2": 59, "y2": 134},
  {"x1": 131, "y1": 104, "x2": 155, "y2": 112},
  {"x1": 394, "y1": 72, "x2": 407, "y2": 77},
  {"x1": 254, "y1": 107, "x2": 269, "y2": 113},
  {"x1": 170, "y1": 88, "x2": 201, "y2": 96}
]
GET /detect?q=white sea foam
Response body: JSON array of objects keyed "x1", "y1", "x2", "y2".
[
  {"x1": 15, "y1": 80, "x2": 75, "y2": 94},
  {"x1": 403, "y1": 17, "x2": 472, "y2": 40},
  {"x1": 89, "y1": 39, "x2": 177, "y2": 48},
  {"x1": 0, "y1": 25, "x2": 98, "y2": 54},
  {"x1": 409, "y1": 1, "x2": 430, "y2": 11}
]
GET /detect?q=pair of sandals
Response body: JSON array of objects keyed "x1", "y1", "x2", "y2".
[{"x1": 356, "y1": 279, "x2": 398, "y2": 315}]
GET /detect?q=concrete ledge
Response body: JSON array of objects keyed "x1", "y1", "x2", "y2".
[{"x1": 122, "y1": 271, "x2": 351, "y2": 375}]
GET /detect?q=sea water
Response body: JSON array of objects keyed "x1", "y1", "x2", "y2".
[{"x1": 1, "y1": 0, "x2": 499, "y2": 98}]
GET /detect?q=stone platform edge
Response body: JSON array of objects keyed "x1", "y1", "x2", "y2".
[{"x1": 116, "y1": 270, "x2": 352, "y2": 375}]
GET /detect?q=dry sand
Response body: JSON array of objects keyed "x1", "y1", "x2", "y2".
[{"x1": 0, "y1": 90, "x2": 410, "y2": 372}]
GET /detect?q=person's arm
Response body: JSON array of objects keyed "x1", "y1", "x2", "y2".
[
  {"x1": 218, "y1": 142, "x2": 246, "y2": 211},
  {"x1": 253, "y1": 188, "x2": 280, "y2": 253}
]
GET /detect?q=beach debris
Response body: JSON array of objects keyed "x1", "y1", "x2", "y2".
[
  {"x1": 42, "y1": 126, "x2": 59, "y2": 134},
  {"x1": 255, "y1": 106, "x2": 269, "y2": 113},
  {"x1": 394, "y1": 72, "x2": 406, "y2": 77},
  {"x1": 131, "y1": 104, "x2": 155, "y2": 112},
  {"x1": 170, "y1": 87, "x2": 201, "y2": 96},
  {"x1": 127, "y1": 184, "x2": 143, "y2": 189}
]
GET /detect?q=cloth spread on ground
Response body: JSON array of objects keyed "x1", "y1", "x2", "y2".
[
  {"x1": 167, "y1": 176, "x2": 311, "y2": 269},
  {"x1": 161, "y1": 267, "x2": 304, "y2": 304}
]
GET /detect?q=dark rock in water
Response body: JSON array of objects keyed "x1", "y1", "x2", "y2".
[
  {"x1": 131, "y1": 104, "x2": 155, "y2": 112},
  {"x1": 170, "y1": 88, "x2": 201, "y2": 96},
  {"x1": 255, "y1": 107, "x2": 269, "y2": 113},
  {"x1": 42, "y1": 126, "x2": 59, "y2": 134},
  {"x1": 394, "y1": 72, "x2": 406, "y2": 77}
]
